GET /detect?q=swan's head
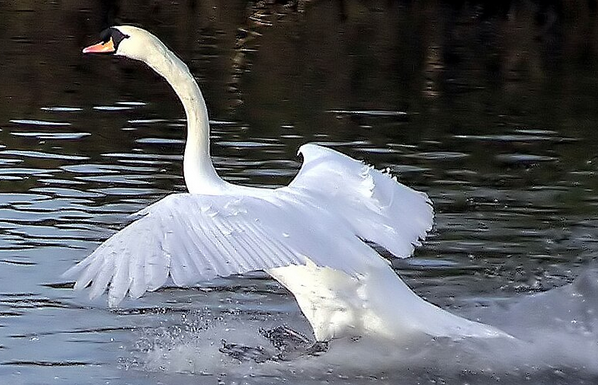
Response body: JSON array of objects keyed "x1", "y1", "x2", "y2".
[{"x1": 82, "y1": 26, "x2": 161, "y2": 62}]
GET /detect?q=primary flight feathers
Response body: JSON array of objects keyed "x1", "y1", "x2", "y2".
[{"x1": 64, "y1": 144, "x2": 433, "y2": 307}]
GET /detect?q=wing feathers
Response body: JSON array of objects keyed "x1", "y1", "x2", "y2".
[
  {"x1": 293, "y1": 144, "x2": 433, "y2": 259},
  {"x1": 64, "y1": 144, "x2": 434, "y2": 306}
]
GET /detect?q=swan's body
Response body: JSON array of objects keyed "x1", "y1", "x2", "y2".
[{"x1": 66, "y1": 26, "x2": 509, "y2": 342}]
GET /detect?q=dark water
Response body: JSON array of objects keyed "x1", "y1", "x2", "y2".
[{"x1": 2, "y1": 1, "x2": 598, "y2": 384}]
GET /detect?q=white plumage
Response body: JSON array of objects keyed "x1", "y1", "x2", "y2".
[{"x1": 65, "y1": 26, "x2": 510, "y2": 342}]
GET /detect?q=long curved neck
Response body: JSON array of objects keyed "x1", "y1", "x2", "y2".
[{"x1": 144, "y1": 44, "x2": 224, "y2": 194}]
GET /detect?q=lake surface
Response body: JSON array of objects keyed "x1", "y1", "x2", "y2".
[{"x1": 2, "y1": 1, "x2": 598, "y2": 384}]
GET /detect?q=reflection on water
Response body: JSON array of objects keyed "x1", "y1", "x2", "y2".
[{"x1": 1, "y1": 0, "x2": 598, "y2": 384}]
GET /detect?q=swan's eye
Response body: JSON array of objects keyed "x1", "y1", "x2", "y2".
[
  {"x1": 110, "y1": 28, "x2": 130, "y2": 50},
  {"x1": 96, "y1": 28, "x2": 129, "y2": 51},
  {"x1": 99, "y1": 28, "x2": 113, "y2": 44}
]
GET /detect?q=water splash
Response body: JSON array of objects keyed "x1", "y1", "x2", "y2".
[{"x1": 125, "y1": 267, "x2": 598, "y2": 383}]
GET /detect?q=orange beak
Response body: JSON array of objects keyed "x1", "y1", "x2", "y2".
[{"x1": 82, "y1": 37, "x2": 116, "y2": 54}]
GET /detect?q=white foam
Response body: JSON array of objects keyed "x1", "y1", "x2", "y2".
[{"x1": 126, "y1": 267, "x2": 598, "y2": 383}]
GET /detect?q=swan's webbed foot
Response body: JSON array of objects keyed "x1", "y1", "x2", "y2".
[
  {"x1": 260, "y1": 325, "x2": 328, "y2": 361},
  {"x1": 304, "y1": 340, "x2": 328, "y2": 356},
  {"x1": 220, "y1": 325, "x2": 328, "y2": 363},
  {"x1": 260, "y1": 325, "x2": 311, "y2": 349},
  {"x1": 219, "y1": 340, "x2": 271, "y2": 363}
]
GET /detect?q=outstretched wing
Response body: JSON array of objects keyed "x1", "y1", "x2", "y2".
[
  {"x1": 64, "y1": 144, "x2": 433, "y2": 307},
  {"x1": 63, "y1": 191, "x2": 376, "y2": 307},
  {"x1": 289, "y1": 143, "x2": 434, "y2": 258}
]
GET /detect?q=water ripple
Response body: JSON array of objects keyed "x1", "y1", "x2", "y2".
[
  {"x1": 93, "y1": 105, "x2": 135, "y2": 111},
  {"x1": 40, "y1": 106, "x2": 83, "y2": 113},
  {"x1": 0, "y1": 150, "x2": 88, "y2": 161},
  {"x1": 0, "y1": 360, "x2": 92, "y2": 367},
  {"x1": 11, "y1": 132, "x2": 91, "y2": 140},
  {"x1": 328, "y1": 109, "x2": 408, "y2": 119},
  {"x1": 495, "y1": 154, "x2": 558, "y2": 164},
  {"x1": 9, "y1": 119, "x2": 71, "y2": 127}
]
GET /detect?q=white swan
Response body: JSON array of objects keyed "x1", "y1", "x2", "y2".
[{"x1": 65, "y1": 26, "x2": 509, "y2": 342}]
